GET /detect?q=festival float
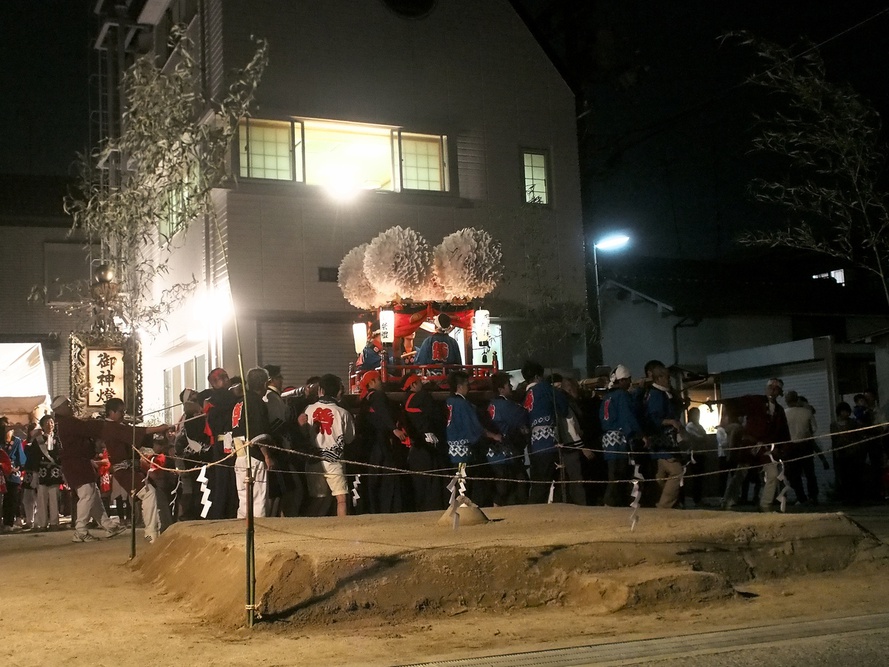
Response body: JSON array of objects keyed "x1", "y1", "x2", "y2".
[{"x1": 338, "y1": 225, "x2": 503, "y2": 393}]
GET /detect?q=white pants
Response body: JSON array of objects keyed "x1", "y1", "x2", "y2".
[
  {"x1": 137, "y1": 484, "x2": 160, "y2": 540},
  {"x1": 75, "y1": 483, "x2": 116, "y2": 535},
  {"x1": 22, "y1": 483, "x2": 38, "y2": 526},
  {"x1": 35, "y1": 485, "x2": 59, "y2": 529},
  {"x1": 235, "y1": 456, "x2": 268, "y2": 519}
]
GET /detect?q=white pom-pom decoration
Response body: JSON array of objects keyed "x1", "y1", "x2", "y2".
[
  {"x1": 434, "y1": 228, "x2": 503, "y2": 300},
  {"x1": 338, "y1": 244, "x2": 383, "y2": 309},
  {"x1": 412, "y1": 275, "x2": 448, "y2": 303},
  {"x1": 363, "y1": 226, "x2": 433, "y2": 301}
]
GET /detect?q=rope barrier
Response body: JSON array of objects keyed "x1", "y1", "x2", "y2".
[{"x1": 130, "y1": 421, "x2": 888, "y2": 487}]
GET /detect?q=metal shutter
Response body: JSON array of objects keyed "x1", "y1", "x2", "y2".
[
  {"x1": 719, "y1": 361, "x2": 834, "y2": 496},
  {"x1": 257, "y1": 320, "x2": 355, "y2": 388}
]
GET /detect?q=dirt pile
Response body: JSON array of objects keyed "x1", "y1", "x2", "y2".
[{"x1": 134, "y1": 505, "x2": 885, "y2": 628}]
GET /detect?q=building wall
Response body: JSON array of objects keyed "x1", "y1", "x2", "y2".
[
  {"x1": 140, "y1": 0, "x2": 588, "y2": 405},
  {"x1": 600, "y1": 293, "x2": 793, "y2": 377},
  {"x1": 0, "y1": 226, "x2": 96, "y2": 401},
  {"x1": 179, "y1": 0, "x2": 582, "y2": 379}
]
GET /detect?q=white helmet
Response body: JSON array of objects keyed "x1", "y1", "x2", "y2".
[{"x1": 609, "y1": 364, "x2": 631, "y2": 387}]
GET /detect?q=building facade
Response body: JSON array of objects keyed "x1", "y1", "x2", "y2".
[{"x1": 126, "y1": 0, "x2": 586, "y2": 417}]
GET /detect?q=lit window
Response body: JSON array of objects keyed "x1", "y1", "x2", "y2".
[
  {"x1": 523, "y1": 150, "x2": 549, "y2": 204},
  {"x1": 237, "y1": 118, "x2": 449, "y2": 194},
  {"x1": 812, "y1": 269, "x2": 845, "y2": 286},
  {"x1": 239, "y1": 119, "x2": 295, "y2": 181},
  {"x1": 303, "y1": 119, "x2": 394, "y2": 192},
  {"x1": 401, "y1": 133, "x2": 447, "y2": 191}
]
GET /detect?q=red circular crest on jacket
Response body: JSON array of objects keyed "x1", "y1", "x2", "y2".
[{"x1": 312, "y1": 407, "x2": 335, "y2": 436}]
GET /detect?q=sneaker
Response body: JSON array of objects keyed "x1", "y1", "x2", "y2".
[
  {"x1": 106, "y1": 525, "x2": 127, "y2": 538},
  {"x1": 72, "y1": 532, "x2": 99, "y2": 543}
]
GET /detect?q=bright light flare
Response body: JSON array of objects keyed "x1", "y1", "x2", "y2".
[{"x1": 594, "y1": 234, "x2": 630, "y2": 251}]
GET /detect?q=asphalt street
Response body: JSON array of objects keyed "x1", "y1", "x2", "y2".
[
  {"x1": 405, "y1": 505, "x2": 889, "y2": 667},
  {"x1": 407, "y1": 613, "x2": 889, "y2": 667}
]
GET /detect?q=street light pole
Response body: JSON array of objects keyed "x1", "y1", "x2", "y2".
[
  {"x1": 593, "y1": 242, "x2": 602, "y2": 342},
  {"x1": 590, "y1": 234, "x2": 629, "y2": 367}
]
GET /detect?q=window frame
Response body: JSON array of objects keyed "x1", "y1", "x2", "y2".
[
  {"x1": 236, "y1": 117, "x2": 450, "y2": 195},
  {"x1": 521, "y1": 148, "x2": 552, "y2": 207},
  {"x1": 397, "y1": 130, "x2": 449, "y2": 193}
]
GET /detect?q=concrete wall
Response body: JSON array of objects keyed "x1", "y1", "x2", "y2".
[
  {"x1": 600, "y1": 291, "x2": 793, "y2": 377},
  {"x1": 0, "y1": 226, "x2": 93, "y2": 400}
]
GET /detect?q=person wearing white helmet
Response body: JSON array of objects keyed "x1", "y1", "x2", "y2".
[
  {"x1": 599, "y1": 364, "x2": 643, "y2": 506},
  {"x1": 414, "y1": 313, "x2": 463, "y2": 366}
]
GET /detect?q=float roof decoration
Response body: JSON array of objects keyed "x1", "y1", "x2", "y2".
[
  {"x1": 338, "y1": 243, "x2": 382, "y2": 310},
  {"x1": 363, "y1": 226, "x2": 432, "y2": 303},
  {"x1": 339, "y1": 226, "x2": 502, "y2": 309},
  {"x1": 434, "y1": 228, "x2": 503, "y2": 301}
]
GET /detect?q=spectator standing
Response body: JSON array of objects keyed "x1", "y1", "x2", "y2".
[
  {"x1": 262, "y1": 364, "x2": 290, "y2": 517},
  {"x1": 684, "y1": 407, "x2": 708, "y2": 507},
  {"x1": 784, "y1": 390, "x2": 825, "y2": 505},
  {"x1": 231, "y1": 367, "x2": 274, "y2": 519},
  {"x1": 0, "y1": 445, "x2": 11, "y2": 533},
  {"x1": 53, "y1": 397, "x2": 126, "y2": 542},
  {"x1": 745, "y1": 379, "x2": 791, "y2": 512},
  {"x1": 22, "y1": 426, "x2": 43, "y2": 529},
  {"x1": 172, "y1": 388, "x2": 207, "y2": 521},
  {"x1": 719, "y1": 410, "x2": 749, "y2": 510},
  {"x1": 298, "y1": 374, "x2": 355, "y2": 517},
  {"x1": 200, "y1": 368, "x2": 239, "y2": 519},
  {"x1": 859, "y1": 389, "x2": 886, "y2": 501},
  {"x1": 31, "y1": 415, "x2": 62, "y2": 530},
  {"x1": 2, "y1": 417, "x2": 26, "y2": 530},
  {"x1": 643, "y1": 365, "x2": 685, "y2": 509},
  {"x1": 830, "y1": 402, "x2": 864, "y2": 505},
  {"x1": 557, "y1": 377, "x2": 589, "y2": 506}
]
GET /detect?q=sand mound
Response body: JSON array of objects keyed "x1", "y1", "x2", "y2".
[{"x1": 134, "y1": 505, "x2": 884, "y2": 628}]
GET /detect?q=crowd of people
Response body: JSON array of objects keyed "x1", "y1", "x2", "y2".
[{"x1": 1, "y1": 356, "x2": 887, "y2": 541}]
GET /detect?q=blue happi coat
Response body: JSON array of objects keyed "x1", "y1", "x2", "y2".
[
  {"x1": 522, "y1": 380, "x2": 568, "y2": 454},
  {"x1": 415, "y1": 333, "x2": 462, "y2": 365},
  {"x1": 486, "y1": 396, "x2": 528, "y2": 464},
  {"x1": 599, "y1": 388, "x2": 642, "y2": 461},
  {"x1": 446, "y1": 394, "x2": 483, "y2": 464}
]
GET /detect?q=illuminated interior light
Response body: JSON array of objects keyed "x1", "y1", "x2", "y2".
[{"x1": 352, "y1": 322, "x2": 367, "y2": 354}]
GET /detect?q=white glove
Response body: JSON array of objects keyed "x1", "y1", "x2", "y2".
[{"x1": 424, "y1": 433, "x2": 438, "y2": 445}]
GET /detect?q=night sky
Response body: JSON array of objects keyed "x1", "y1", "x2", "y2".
[
  {"x1": 514, "y1": 0, "x2": 889, "y2": 261},
  {"x1": 4, "y1": 0, "x2": 889, "y2": 264},
  {"x1": 1, "y1": 1, "x2": 92, "y2": 176}
]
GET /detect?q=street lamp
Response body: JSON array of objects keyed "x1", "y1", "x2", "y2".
[{"x1": 592, "y1": 234, "x2": 630, "y2": 363}]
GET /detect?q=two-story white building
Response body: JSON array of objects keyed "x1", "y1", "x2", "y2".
[{"x1": 123, "y1": 0, "x2": 587, "y2": 416}]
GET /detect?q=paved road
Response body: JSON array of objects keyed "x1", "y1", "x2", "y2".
[
  {"x1": 845, "y1": 505, "x2": 889, "y2": 541},
  {"x1": 406, "y1": 613, "x2": 889, "y2": 666},
  {"x1": 405, "y1": 505, "x2": 889, "y2": 667}
]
